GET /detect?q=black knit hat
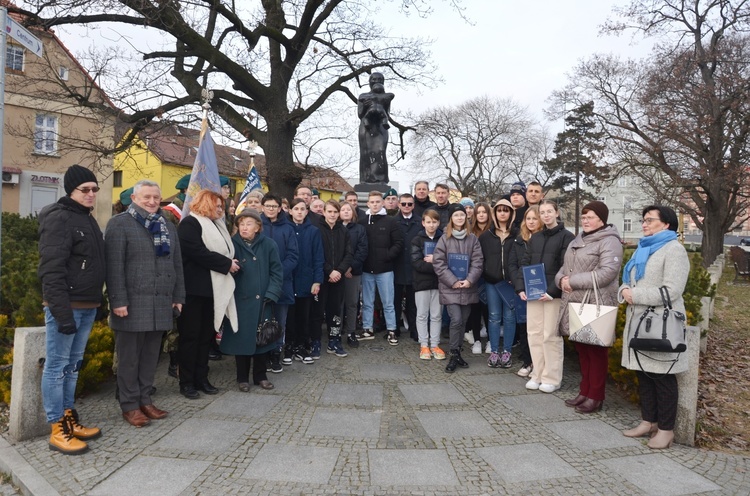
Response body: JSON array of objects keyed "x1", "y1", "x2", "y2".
[
  {"x1": 447, "y1": 202, "x2": 466, "y2": 217},
  {"x1": 64, "y1": 165, "x2": 98, "y2": 195},
  {"x1": 582, "y1": 200, "x2": 609, "y2": 224}
]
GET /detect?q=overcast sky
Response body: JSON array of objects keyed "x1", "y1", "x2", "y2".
[{"x1": 54, "y1": 0, "x2": 652, "y2": 192}]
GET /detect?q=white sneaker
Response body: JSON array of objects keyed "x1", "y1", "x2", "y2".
[
  {"x1": 525, "y1": 379, "x2": 541, "y2": 390},
  {"x1": 484, "y1": 341, "x2": 492, "y2": 354},
  {"x1": 517, "y1": 364, "x2": 533, "y2": 377},
  {"x1": 464, "y1": 332, "x2": 475, "y2": 345},
  {"x1": 539, "y1": 383, "x2": 561, "y2": 394},
  {"x1": 479, "y1": 326, "x2": 488, "y2": 339},
  {"x1": 471, "y1": 341, "x2": 482, "y2": 355}
]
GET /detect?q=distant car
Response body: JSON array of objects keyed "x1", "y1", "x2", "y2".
[{"x1": 741, "y1": 238, "x2": 750, "y2": 246}]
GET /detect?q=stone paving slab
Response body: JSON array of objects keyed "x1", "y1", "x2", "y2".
[
  {"x1": 467, "y1": 373, "x2": 526, "y2": 394},
  {"x1": 241, "y1": 444, "x2": 340, "y2": 483},
  {"x1": 547, "y1": 419, "x2": 643, "y2": 451},
  {"x1": 319, "y1": 384, "x2": 383, "y2": 406},
  {"x1": 368, "y1": 448, "x2": 459, "y2": 486},
  {"x1": 152, "y1": 418, "x2": 247, "y2": 454},
  {"x1": 476, "y1": 443, "x2": 581, "y2": 483},
  {"x1": 600, "y1": 454, "x2": 723, "y2": 495},
  {"x1": 359, "y1": 363, "x2": 414, "y2": 381},
  {"x1": 415, "y1": 410, "x2": 497, "y2": 439},
  {"x1": 398, "y1": 383, "x2": 468, "y2": 405},
  {"x1": 203, "y1": 391, "x2": 282, "y2": 417},
  {"x1": 307, "y1": 408, "x2": 381, "y2": 438},
  {"x1": 87, "y1": 456, "x2": 210, "y2": 496}
]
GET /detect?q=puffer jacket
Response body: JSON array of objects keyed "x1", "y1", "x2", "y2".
[
  {"x1": 38, "y1": 197, "x2": 106, "y2": 327},
  {"x1": 518, "y1": 223, "x2": 574, "y2": 298},
  {"x1": 261, "y1": 212, "x2": 299, "y2": 305},
  {"x1": 479, "y1": 226, "x2": 518, "y2": 284},
  {"x1": 554, "y1": 225, "x2": 623, "y2": 336},
  {"x1": 394, "y1": 213, "x2": 422, "y2": 285},
  {"x1": 410, "y1": 229, "x2": 443, "y2": 292},
  {"x1": 432, "y1": 233, "x2": 484, "y2": 306},
  {"x1": 291, "y1": 217, "x2": 325, "y2": 297},
  {"x1": 345, "y1": 221, "x2": 368, "y2": 276},
  {"x1": 359, "y1": 208, "x2": 403, "y2": 274}
]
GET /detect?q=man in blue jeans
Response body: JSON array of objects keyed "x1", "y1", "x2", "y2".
[
  {"x1": 38, "y1": 164, "x2": 106, "y2": 455},
  {"x1": 357, "y1": 191, "x2": 404, "y2": 345}
]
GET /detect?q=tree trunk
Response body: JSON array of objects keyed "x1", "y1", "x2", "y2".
[
  {"x1": 263, "y1": 120, "x2": 302, "y2": 201},
  {"x1": 700, "y1": 205, "x2": 726, "y2": 268},
  {"x1": 574, "y1": 164, "x2": 581, "y2": 235}
]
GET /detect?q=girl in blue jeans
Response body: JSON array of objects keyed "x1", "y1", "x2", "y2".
[{"x1": 479, "y1": 199, "x2": 518, "y2": 368}]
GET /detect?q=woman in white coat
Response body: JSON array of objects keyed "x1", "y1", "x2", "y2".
[{"x1": 619, "y1": 205, "x2": 689, "y2": 449}]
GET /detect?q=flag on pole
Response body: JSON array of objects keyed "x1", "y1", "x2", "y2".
[
  {"x1": 181, "y1": 121, "x2": 221, "y2": 219},
  {"x1": 234, "y1": 163, "x2": 263, "y2": 215}
]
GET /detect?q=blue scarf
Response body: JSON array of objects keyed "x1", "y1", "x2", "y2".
[
  {"x1": 622, "y1": 230, "x2": 677, "y2": 284},
  {"x1": 127, "y1": 205, "x2": 171, "y2": 257}
]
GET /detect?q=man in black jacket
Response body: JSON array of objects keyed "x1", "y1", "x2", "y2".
[
  {"x1": 38, "y1": 164, "x2": 106, "y2": 455},
  {"x1": 412, "y1": 180, "x2": 436, "y2": 218},
  {"x1": 428, "y1": 183, "x2": 452, "y2": 229},
  {"x1": 393, "y1": 193, "x2": 421, "y2": 340},
  {"x1": 358, "y1": 191, "x2": 404, "y2": 345}
]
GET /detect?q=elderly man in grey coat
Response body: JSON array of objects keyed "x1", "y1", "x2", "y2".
[{"x1": 105, "y1": 180, "x2": 185, "y2": 427}]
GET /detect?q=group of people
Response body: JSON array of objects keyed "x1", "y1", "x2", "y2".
[{"x1": 38, "y1": 164, "x2": 689, "y2": 456}]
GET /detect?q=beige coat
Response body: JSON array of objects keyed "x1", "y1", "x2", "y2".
[
  {"x1": 554, "y1": 225, "x2": 624, "y2": 336},
  {"x1": 618, "y1": 239, "x2": 690, "y2": 374}
]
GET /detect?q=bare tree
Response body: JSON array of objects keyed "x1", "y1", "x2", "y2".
[
  {"x1": 552, "y1": 0, "x2": 750, "y2": 265},
  {"x1": 12, "y1": 1, "x2": 455, "y2": 199},
  {"x1": 409, "y1": 96, "x2": 538, "y2": 201}
]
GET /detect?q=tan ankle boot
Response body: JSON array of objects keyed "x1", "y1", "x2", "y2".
[
  {"x1": 647, "y1": 429, "x2": 674, "y2": 449},
  {"x1": 65, "y1": 408, "x2": 102, "y2": 440},
  {"x1": 623, "y1": 420, "x2": 657, "y2": 438},
  {"x1": 49, "y1": 417, "x2": 88, "y2": 455}
]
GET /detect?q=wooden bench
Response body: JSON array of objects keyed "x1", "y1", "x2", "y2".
[{"x1": 729, "y1": 246, "x2": 750, "y2": 283}]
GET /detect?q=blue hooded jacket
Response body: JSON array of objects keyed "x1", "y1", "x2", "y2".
[
  {"x1": 291, "y1": 216, "x2": 325, "y2": 297},
  {"x1": 261, "y1": 211, "x2": 298, "y2": 304}
]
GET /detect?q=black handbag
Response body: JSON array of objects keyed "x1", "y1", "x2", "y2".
[
  {"x1": 629, "y1": 286, "x2": 687, "y2": 353},
  {"x1": 256, "y1": 300, "x2": 282, "y2": 348}
]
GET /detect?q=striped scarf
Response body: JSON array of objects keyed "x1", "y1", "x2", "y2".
[{"x1": 127, "y1": 205, "x2": 170, "y2": 256}]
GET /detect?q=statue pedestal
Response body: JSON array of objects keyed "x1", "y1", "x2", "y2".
[{"x1": 354, "y1": 183, "x2": 390, "y2": 194}]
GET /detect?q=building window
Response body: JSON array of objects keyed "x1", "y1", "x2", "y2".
[
  {"x1": 6, "y1": 45, "x2": 24, "y2": 71},
  {"x1": 596, "y1": 196, "x2": 606, "y2": 202},
  {"x1": 623, "y1": 195, "x2": 632, "y2": 211},
  {"x1": 34, "y1": 115, "x2": 58, "y2": 155},
  {"x1": 59, "y1": 66, "x2": 69, "y2": 81},
  {"x1": 618, "y1": 177, "x2": 628, "y2": 187},
  {"x1": 623, "y1": 218, "x2": 632, "y2": 232},
  {"x1": 113, "y1": 171, "x2": 123, "y2": 187}
]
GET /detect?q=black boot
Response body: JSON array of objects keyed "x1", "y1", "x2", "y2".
[
  {"x1": 168, "y1": 351, "x2": 179, "y2": 379},
  {"x1": 456, "y1": 349, "x2": 469, "y2": 368},
  {"x1": 445, "y1": 350, "x2": 460, "y2": 373}
]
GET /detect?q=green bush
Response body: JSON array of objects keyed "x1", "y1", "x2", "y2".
[{"x1": 607, "y1": 247, "x2": 715, "y2": 402}]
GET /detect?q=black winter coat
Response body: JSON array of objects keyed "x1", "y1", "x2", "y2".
[
  {"x1": 178, "y1": 215, "x2": 233, "y2": 297},
  {"x1": 38, "y1": 197, "x2": 106, "y2": 327},
  {"x1": 410, "y1": 229, "x2": 443, "y2": 292},
  {"x1": 427, "y1": 203, "x2": 452, "y2": 230},
  {"x1": 394, "y1": 213, "x2": 422, "y2": 285},
  {"x1": 413, "y1": 197, "x2": 436, "y2": 219},
  {"x1": 518, "y1": 223, "x2": 574, "y2": 298},
  {"x1": 479, "y1": 227, "x2": 518, "y2": 284},
  {"x1": 508, "y1": 234, "x2": 529, "y2": 293},
  {"x1": 319, "y1": 221, "x2": 353, "y2": 279},
  {"x1": 345, "y1": 221, "x2": 368, "y2": 276},
  {"x1": 359, "y1": 210, "x2": 404, "y2": 274}
]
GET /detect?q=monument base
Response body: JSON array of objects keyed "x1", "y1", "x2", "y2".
[{"x1": 354, "y1": 183, "x2": 390, "y2": 194}]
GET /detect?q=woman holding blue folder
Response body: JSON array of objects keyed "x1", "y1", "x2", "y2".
[
  {"x1": 517, "y1": 200, "x2": 574, "y2": 393},
  {"x1": 433, "y1": 203, "x2": 484, "y2": 373}
]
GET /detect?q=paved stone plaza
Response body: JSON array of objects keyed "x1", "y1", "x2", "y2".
[{"x1": 1, "y1": 338, "x2": 748, "y2": 495}]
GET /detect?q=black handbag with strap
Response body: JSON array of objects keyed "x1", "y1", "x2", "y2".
[
  {"x1": 629, "y1": 286, "x2": 687, "y2": 353},
  {"x1": 256, "y1": 300, "x2": 282, "y2": 348}
]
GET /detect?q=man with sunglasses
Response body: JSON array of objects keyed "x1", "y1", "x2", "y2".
[
  {"x1": 38, "y1": 165, "x2": 106, "y2": 454},
  {"x1": 393, "y1": 194, "x2": 420, "y2": 340}
]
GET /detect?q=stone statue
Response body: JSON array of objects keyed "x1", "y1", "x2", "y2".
[{"x1": 358, "y1": 72, "x2": 394, "y2": 184}]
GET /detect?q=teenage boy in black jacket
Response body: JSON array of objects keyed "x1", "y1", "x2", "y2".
[
  {"x1": 357, "y1": 191, "x2": 404, "y2": 345},
  {"x1": 411, "y1": 209, "x2": 445, "y2": 360}
]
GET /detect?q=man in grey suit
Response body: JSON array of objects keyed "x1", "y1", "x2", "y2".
[{"x1": 105, "y1": 180, "x2": 185, "y2": 427}]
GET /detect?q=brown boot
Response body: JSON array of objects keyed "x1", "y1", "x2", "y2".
[
  {"x1": 65, "y1": 408, "x2": 102, "y2": 440},
  {"x1": 49, "y1": 417, "x2": 88, "y2": 455}
]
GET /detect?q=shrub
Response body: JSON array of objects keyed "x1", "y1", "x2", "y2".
[{"x1": 76, "y1": 321, "x2": 115, "y2": 396}]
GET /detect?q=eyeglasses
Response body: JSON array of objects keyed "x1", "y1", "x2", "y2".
[
  {"x1": 263, "y1": 204, "x2": 280, "y2": 209},
  {"x1": 400, "y1": 202, "x2": 414, "y2": 207},
  {"x1": 496, "y1": 208, "x2": 511, "y2": 213},
  {"x1": 76, "y1": 186, "x2": 100, "y2": 194},
  {"x1": 642, "y1": 217, "x2": 661, "y2": 225}
]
